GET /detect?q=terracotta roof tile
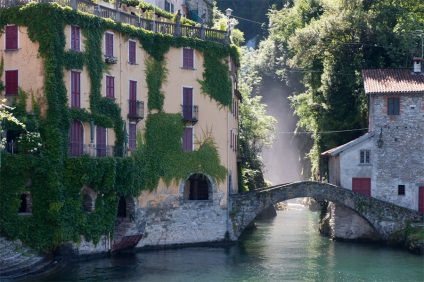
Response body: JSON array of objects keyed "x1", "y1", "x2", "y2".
[{"x1": 362, "y1": 69, "x2": 424, "y2": 94}]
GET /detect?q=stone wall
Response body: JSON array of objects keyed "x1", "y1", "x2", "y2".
[{"x1": 370, "y1": 93, "x2": 424, "y2": 210}]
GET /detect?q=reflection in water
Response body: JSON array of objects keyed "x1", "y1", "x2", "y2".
[{"x1": 40, "y1": 209, "x2": 424, "y2": 282}]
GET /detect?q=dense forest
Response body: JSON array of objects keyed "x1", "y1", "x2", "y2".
[{"x1": 221, "y1": 0, "x2": 424, "y2": 182}]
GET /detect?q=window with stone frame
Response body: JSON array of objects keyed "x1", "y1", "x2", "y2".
[
  {"x1": 360, "y1": 150, "x2": 370, "y2": 164},
  {"x1": 388, "y1": 98, "x2": 400, "y2": 115}
]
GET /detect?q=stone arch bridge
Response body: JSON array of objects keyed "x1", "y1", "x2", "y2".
[{"x1": 228, "y1": 181, "x2": 423, "y2": 242}]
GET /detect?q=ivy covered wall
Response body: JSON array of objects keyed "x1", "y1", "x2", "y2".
[{"x1": 0, "y1": 2, "x2": 238, "y2": 251}]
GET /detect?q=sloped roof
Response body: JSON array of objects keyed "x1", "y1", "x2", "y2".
[
  {"x1": 362, "y1": 69, "x2": 424, "y2": 94},
  {"x1": 321, "y1": 132, "x2": 374, "y2": 157}
]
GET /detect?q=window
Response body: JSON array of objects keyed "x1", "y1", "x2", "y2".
[
  {"x1": 233, "y1": 99, "x2": 239, "y2": 119},
  {"x1": 183, "y1": 127, "x2": 193, "y2": 152},
  {"x1": 71, "y1": 26, "x2": 81, "y2": 51},
  {"x1": 5, "y1": 70, "x2": 18, "y2": 95},
  {"x1": 388, "y1": 98, "x2": 400, "y2": 115},
  {"x1": 360, "y1": 150, "x2": 370, "y2": 164},
  {"x1": 128, "y1": 40, "x2": 136, "y2": 64},
  {"x1": 106, "y1": 76, "x2": 114, "y2": 98},
  {"x1": 96, "y1": 126, "x2": 107, "y2": 157},
  {"x1": 117, "y1": 196, "x2": 127, "y2": 217},
  {"x1": 128, "y1": 123, "x2": 136, "y2": 150},
  {"x1": 183, "y1": 48, "x2": 194, "y2": 69},
  {"x1": 5, "y1": 25, "x2": 18, "y2": 50},
  {"x1": 182, "y1": 87, "x2": 193, "y2": 121},
  {"x1": 70, "y1": 120, "x2": 84, "y2": 156},
  {"x1": 71, "y1": 71, "x2": 81, "y2": 108},
  {"x1": 165, "y1": 1, "x2": 174, "y2": 13},
  {"x1": 105, "y1": 32, "x2": 114, "y2": 57},
  {"x1": 398, "y1": 185, "x2": 405, "y2": 195},
  {"x1": 82, "y1": 192, "x2": 94, "y2": 212},
  {"x1": 184, "y1": 174, "x2": 210, "y2": 200},
  {"x1": 18, "y1": 192, "x2": 32, "y2": 214}
]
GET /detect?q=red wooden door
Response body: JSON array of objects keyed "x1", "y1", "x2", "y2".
[
  {"x1": 352, "y1": 178, "x2": 371, "y2": 196},
  {"x1": 70, "y1": 120, "x2": 83, "y2": 156},
  {"x1": 419, "y1": 186, "x2": 424, "y2": 214}
]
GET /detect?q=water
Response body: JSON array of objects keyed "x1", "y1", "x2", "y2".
[{"x1": 39, "y1": 206, "x2": 424, "y2": 282}]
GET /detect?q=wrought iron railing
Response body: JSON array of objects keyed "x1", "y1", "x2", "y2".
[
  {"x1": 128, "y1": 100, "x2": 144, "y2": 121},
  {"x1": 181, "y1": 104, "x2": 198, "y2": 123},
  {"x1": 0, "y1": 0, "x2": 227, "y2": 44}
]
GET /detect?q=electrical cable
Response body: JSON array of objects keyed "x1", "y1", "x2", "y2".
[{"x1": 275, "y1": 128, "x2": 369, "y2": 134}]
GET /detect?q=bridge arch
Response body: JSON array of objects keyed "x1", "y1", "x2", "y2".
[{"x1": 229, "y1": 181, "x2": 422, "y2": 243}]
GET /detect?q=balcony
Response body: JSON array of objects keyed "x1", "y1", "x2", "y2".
[
  {"x1": 69, "y1": 143, "x2": 127, "y2": 157},
  {"x1": 181, "y1": 104, "x2": 198, "y2": 124},
  {"x1": 128, "y1": 100, "x2": 144, "y2": 122}
]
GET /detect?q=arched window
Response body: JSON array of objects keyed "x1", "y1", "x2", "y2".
[
  {"x1": 185, "y1": 174, "x2": 210, "y2": 200},
  {"x1": 18, "y1": 192, "x2": 32, "y2": 214},
  {"x1": 117, "y1": 196, "x2": 127, "y2": 218}
]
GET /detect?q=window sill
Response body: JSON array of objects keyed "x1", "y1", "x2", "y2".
[
  {"x1": 70, "y1": 49, "x2": 82, "y2": 52},
  {"x1": 4, "y1": 48, "x2": 20, "y2": 52},
  {"x1": 183, "y1": 199, "x2": 213, "y2": 203},
  {"x1": 106, "y1": 96, "x2": 116, "y2": 99},
  {"x1": 18, "y1": 212, "x2": 33, "y2": 216},
  {"x1": 4, "y1": 93, "x2": 18, "y2": 96},
  {"x1": 358, "y1": 163, "x2": 372, "y2": 166},
  {"x1": 128, "y1": 62, "x2": 139, "y2": 65},
  {"x1": 180, "y1": 67, "x2": 196, "y2": 70}
]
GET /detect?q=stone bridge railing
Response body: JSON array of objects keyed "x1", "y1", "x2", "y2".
[{"x1": 229, "y1": 181, "x2": 423, "y2": 243}]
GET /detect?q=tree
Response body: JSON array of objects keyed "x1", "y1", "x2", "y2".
[{"x1": 238, "y1": 47, "x2": 277, "y2": 191}]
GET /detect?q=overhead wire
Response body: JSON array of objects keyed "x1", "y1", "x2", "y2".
[{"x1": 276, "y1": 128, "x2": 369, "y2": 134}]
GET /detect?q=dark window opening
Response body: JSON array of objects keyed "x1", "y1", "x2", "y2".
[
  {"x1": 398, "y1": 185, "x2": 405, "y2": 195},
  {"x1": 117, "y1": 196, "x2": 127, "y2": 218},
  {"x1": 82, "y1": 193, "x2": 94, "y2": 212},
  {"x1": 388, "y1": 98, "x2": 400, "y2": 115},
  {"x1": 185, "y1": 174, "x2": 210, "y2": 200},
  {"x1": 18, "y1": 193, "x2": 32, "y2": 213}
]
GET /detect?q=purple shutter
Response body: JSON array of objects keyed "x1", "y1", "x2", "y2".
[
  {"x1": 105, "y1": 33, "x2": 113, "y2": 56},
  {"x1": 106, "y1": 76, "x2": 114, "y2": 98},
  {"x1": 5, "y1": 70, "x2": 18, "y2": 95},
  {"x1": 96, "y1": 126, "x2": 107, "y2": 157},
  {"x1": 129, "y1": 41, "x2": 136, "y2": 64},
  {"x1": 183, "y1": 127, "x2": 193, "y2": 152},
  {"x1": 183, "y1": 48, "x2": 193, "y2": 69},
  {"x1": 71, "y1": 26, "x2": 80, "y2": 51},
  {"x1": 129, "y1": 80, "x2": 137, "y2": 116},
  {"x1": 6, "y1": 25, "x2": 18, "y2": 50},
  {"x1": 71, "y1": 71, "x2": 80, "y2": 108},
  {"x1": 129, "y1": 123, "x2": 136, "y2": 150},
  {"x1": 183, "y1": 87, "x2": 193, "y2": 120},
  {"x1": 70, "y1": 120, "x2": 83, "y2": 156}
]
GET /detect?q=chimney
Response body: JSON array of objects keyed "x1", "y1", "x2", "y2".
[{"x1": 413, "y1": 57, "x2": 422, "y2": 73}]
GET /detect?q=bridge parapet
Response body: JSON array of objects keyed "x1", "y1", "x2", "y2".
[{"x1": 229, "y1": 181, "x2": 423, "y2": 243}]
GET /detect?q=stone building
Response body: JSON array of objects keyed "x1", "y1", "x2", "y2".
[
  {"x1": 0, "y1": 0, "x2": 240, "y2": 255},
  {"x1": 323, "y1": 58, "x2": 424, "y2": 214}
]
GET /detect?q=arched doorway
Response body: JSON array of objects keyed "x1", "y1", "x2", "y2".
[
  {"x1": 117, "y1": 196, "x2": 127, "y2": 218},
  {"x1": 18, "y1": 192, "x2": 32, "y2": 214},
  {"x1": 184, "y1": 174, "x2": 211, "y2": 200}
]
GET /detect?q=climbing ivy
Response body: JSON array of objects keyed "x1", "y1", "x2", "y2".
[{"x1": 0, "y1": 2, "x2": 237, "y2": 251}]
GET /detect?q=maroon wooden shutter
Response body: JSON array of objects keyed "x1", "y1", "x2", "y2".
[
  {"x1": 71, "y1": 26, "x2": 80, "y2": 51},
  {"x1": 419, "y1": 187, "x2": 424, "y2": 214},
  {"x1": 183, "y1": 127, "x2": 193, "y2": 152},
  {"x1": 129, "y1": 80, "x2": 137, "y2": 116},
  {"x1": 96, "y1": 126, "x2": 107, "y2": 157},
  {"x1": 129, "y1": 41, "x2": 136, "y2": 64},
  {"x1": 6, "y1": 25, "x2": 18, "y2": 50},
  {"x1": 105, "y1": 33, "x2": 113, "y2": 56},
  {"x1": 128, "y1": 123, "x2": 136, "y2": 150},
  {"x1": 352, "y1": 178, "x2": 371, "y2": 196},
  {"x1": 70, "y1": 120, "x2": 83, "y2": 156},
  {"x1": 106, "y1": 76, "x2": 114, "y2": 98},
  {"x1": 183, "y1": 48, "x2": 193, "y2": 69},
  {"x1": 71, "y1": 71, "x2": 80, "y2": 108},
  {"x1": 5, "y1": 70, "x2": 18, "y2": 95},
  {"x1": 182, "y1": 87, "x2": 193, "y2": 120}
]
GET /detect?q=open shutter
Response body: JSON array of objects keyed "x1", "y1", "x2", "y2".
[
  {"x1": 183, "y1": 48, "x2": 194, "y2": 69},
  {"x1": 105, "y1": 33, "x2": 113, "y2": 56},
  {"x1": 183, "y1": 127, "x2": 193, "y2": 152},
  {"x1": 183, "y1": 87, "x2": 193, "y2": 120}
]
